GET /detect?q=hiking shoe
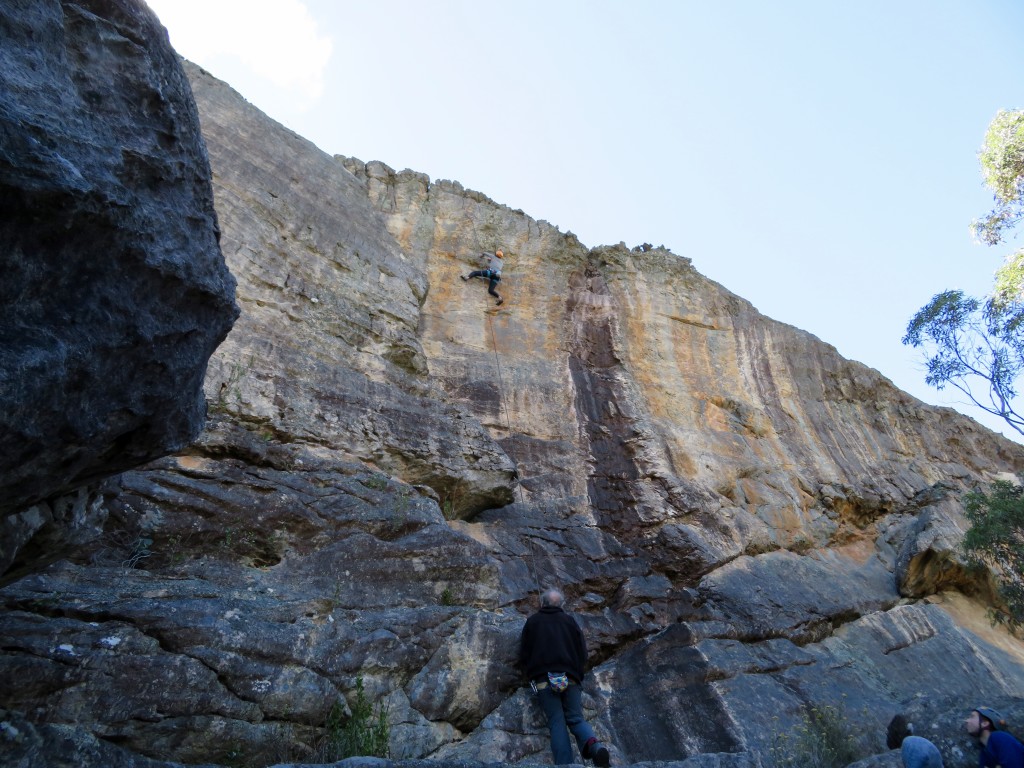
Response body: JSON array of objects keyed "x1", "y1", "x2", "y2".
[
  {"x1": 592, "y1": 745, "x2": 610, "y2": 767},
  {"x1": 460, "y1": 275, "x2": 468, "y2": 281},
  {"x1": 496, "y1": 297, "x2": 504, "y2": 305}
]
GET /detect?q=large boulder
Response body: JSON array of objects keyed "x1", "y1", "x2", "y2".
[{"x1": 0, "y1": 0, "x2": 237, "y2": 519}]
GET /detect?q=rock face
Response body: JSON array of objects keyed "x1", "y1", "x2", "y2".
[
  {"x1": 2, "y1": 14, "x2": 1024, "y2": 768},
  {"x1": 0, "y1": 0, "x2": 238, "y2": 531}
]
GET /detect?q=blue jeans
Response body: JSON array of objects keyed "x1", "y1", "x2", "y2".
[{"x1": 537, "y1": 683, "x2": 596, "y2": 764}]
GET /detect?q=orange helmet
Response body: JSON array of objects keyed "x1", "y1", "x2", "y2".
[{"x1": 495, "y1": 249, "x2": 503, "y2": 258}]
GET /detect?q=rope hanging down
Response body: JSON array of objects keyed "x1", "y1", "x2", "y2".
[
  {"x1": 485, "y1": 311, "x2": 568, "y2": 590},
  {"x1": 487, "y1": 311, "x2": 518, "y2": 489}
]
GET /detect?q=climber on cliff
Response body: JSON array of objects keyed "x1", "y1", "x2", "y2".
[
  {"x1": 966, "y1": 707, "x2": 1024, "y2": 767},
  {"x1": 460, "y1": 249, "x2": 504, "y2": 306},
  {"x1": 519, "y1": 588, "x2": 611, "y2": 767}
]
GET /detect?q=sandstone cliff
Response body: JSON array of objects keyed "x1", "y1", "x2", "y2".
[{"x1": 2, "y1": 7, "x2": 1024, "y2": 767}]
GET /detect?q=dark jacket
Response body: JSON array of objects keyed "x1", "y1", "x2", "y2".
[{"x1": 519, "y1": 605, "x2": 587, "y2": 684}]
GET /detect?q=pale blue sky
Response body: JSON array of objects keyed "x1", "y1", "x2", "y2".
[{"x1": 149, "y1": 0, "x2": 1024, "y2": 440}]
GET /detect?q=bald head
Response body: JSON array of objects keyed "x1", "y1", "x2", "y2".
[{"x1": 540, "y1": 589, "x2": 564, "y2": 608}]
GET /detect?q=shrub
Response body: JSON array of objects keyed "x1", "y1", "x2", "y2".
[
  {"x1": 963, "y1": 479, "x2": 1024, "y2": 631},
  {"x1": 764, "y1": 703, "x2": 865, "y2": 768},
  {"x1": 442, "y1": 497, "x2": 456, "y2": 520},
  {"x1": 320, "y1": 677, "x2": 390, "y2": 760}
]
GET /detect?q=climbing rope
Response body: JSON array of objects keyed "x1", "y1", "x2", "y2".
[
  {"x1": 485, "y1": 310, "x2": 570, "y2": 592},
  {"x1": 486, "y1": 310, "x2": 518, "y2": 489}
]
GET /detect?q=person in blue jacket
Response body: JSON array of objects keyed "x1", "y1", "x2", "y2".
[
  {"x1": 966, "y1": 707, "x2": 1024, "y2": 768},
  {"x1": 519, "y1": 588, "x2": 610, "y2": 766}
]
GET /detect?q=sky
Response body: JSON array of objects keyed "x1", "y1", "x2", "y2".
[{"x1": 145, "y1": 0, "x2": 1024, "y2": 441}]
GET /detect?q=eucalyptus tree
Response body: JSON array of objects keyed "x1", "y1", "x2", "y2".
[{"x1": 904, "y1": 109, "x2": 1024, "y2": 434}]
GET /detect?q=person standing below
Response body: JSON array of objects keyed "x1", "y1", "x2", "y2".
[
  {"x1": 966, "y1": 707, "x2": 1024, "y2": 768},
  {"x1": 461, "y1": 249, "x2": 504, "y2": 305},
  {"x1": 519, "y1": 588, "x2": 610, "y2": 767},
  {"x1": 886, "y1": 714, "x2": 943, "y2": 767}
]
